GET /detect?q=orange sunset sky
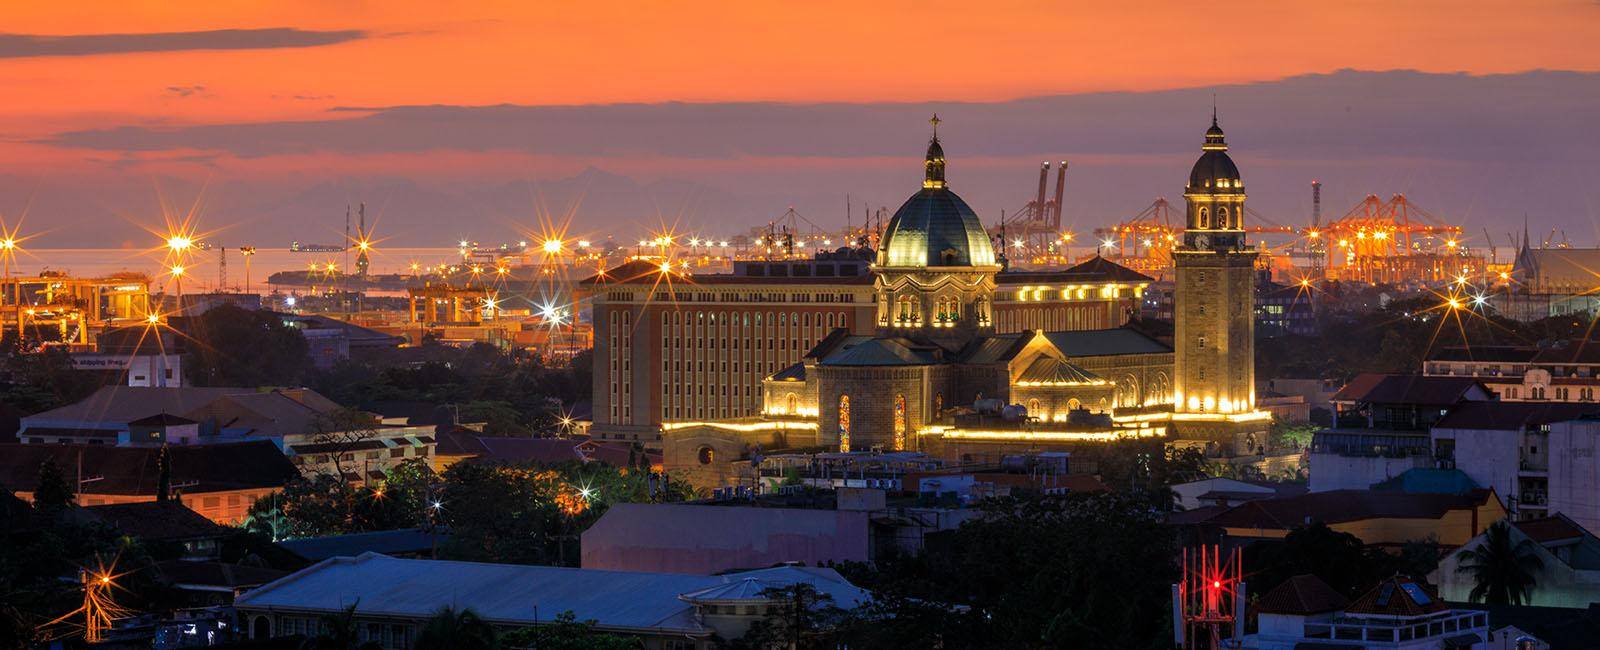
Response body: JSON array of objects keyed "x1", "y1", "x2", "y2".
[{"x1": 2, "y1": 2, "x2": 1600, "y2": 246}]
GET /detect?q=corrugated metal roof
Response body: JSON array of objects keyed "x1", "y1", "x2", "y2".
[{"x1": 235, "y1": 553, "x2": 869, "y2": 635}]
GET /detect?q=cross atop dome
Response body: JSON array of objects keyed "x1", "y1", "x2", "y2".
[{"x1": 924, "y1": 114, "x2": 947, "y2": 189}]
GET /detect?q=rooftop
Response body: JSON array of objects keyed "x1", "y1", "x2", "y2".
[
  {"x1": 1331, "y1": 374, "x2": 1489, "y2": 407},
  {"x1": 235, "y1": 552, "x2": 870, "y2": 636},
  {"x1": 1195, "y1": 488, "x2": 1496, "y2": 530},
  {"x1": 1433, "y1": 401, "x2": 1600, "y2": 431},
  {"x1": 0, "y1": 440, "x2": 296, "y2": 496},
  {"x1": 75, "y1": 500, "x2": 229, "y2": 541},
  {"x1": 1254, "y1": 574, "x2": 1350, "y2": 616},
  {"x1": 1042, "y1": 327, "x2": 1172, "y2": 358},
  {"x1": 995, "y1": 255, "x2": 1153, "y2": 284},
  {"x1": 278, "y1": 528, "x2": 451, "y2": 562}
]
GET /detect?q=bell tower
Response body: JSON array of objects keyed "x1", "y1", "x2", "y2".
[{"x1": 1171, "y1": 114, "x2": 1267, "y2": 443}]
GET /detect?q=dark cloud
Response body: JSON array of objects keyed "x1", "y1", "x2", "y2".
[
  {"x1": 42, "y1": 70, "x2": 1600, "y2": 167},
  {"x1": 0, "y1": 28, "x2": 368, "y2": 58},
  {"x1": 19, "y1": 69, "x2": 1600, "y2": 246},
  {"x1": 164, "y1": 85, "x2": 208, "y2": 98}
]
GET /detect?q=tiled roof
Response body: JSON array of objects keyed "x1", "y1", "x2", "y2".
[
  {"x1": 1344, "y1": 576, "x2": 1446, "y2": 617},
  {"x1": 1434, "y1": 401, "x2": 1600, "y2": 431},
  {"x1": 1331, "y1": 374, "x2": 1487, "y2": 406},
  {"x1": 22, "y1": 386, "x2": 342, "y2": 438},
  {"x1": 1254, "y1": 574, "x2": 1350, "y2": 615}
]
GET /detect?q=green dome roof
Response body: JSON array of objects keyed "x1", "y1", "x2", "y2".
[{"x1": 878, "y1": 133, "x2": 997, "y2": 268}]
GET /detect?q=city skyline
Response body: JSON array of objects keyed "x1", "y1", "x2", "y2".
[{"x1": 0, "y1": 3, "x2": 1597, "y2": 247}]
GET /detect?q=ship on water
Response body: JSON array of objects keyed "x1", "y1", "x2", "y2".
[{"x1": 290, "y1": 241, "x2": 346, "y2": 253}]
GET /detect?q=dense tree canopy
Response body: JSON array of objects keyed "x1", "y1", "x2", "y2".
[
  {"x1": 836, "y1": 491, "x2": 1179, "y2": 649},
  {"x1": 183, "y1": 304, "x2": 311, "y2": 387}
]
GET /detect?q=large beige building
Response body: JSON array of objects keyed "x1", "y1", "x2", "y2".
[
  {"x1": 658, "y1": 123, "x2": 1196, "y2": 489},
  {"x1": 581, "y1": 224, "x2": 1150, "y2": 444}
]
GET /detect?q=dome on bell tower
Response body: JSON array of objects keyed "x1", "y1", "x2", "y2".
[
  {"x1": 877, "y1": 117, "x2": 997, "y2": 269},
  {"x1": 1186, "y1": 113, "x2": 1242, "y2": 194}
]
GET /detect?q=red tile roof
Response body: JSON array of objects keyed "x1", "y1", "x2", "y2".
[
  {"x1": 1513, "y1": 513, "x2": 1593, "y2": 544},
  {"x1": 1254, "y1": 574, "x2": 1350, "y2": 616},
  {"x1": 1331, "y1": 374, "x2": 1487, "y2": 407},
  {"x1": 1434, "y1": 401, "x2": 1600, "y2": 431}
]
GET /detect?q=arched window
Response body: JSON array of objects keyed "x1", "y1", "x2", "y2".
[
  {"x1": 838, "y1": 395, "x2": 851, "y2": 452},
  {"x1": 935, "y1": 392, "x2": 944, "y2": 415},
  {"x1": 1027, "y1": 398, "x2": 1040, "y2": 415},
  {"x1": 1198, "y1": 207, "x2": 1210, "y2": 229},
  {"x1": 893, "y1": 394, "x2": 906, "y2": 451},
  {"x1": 1218, "y1": 207, "x2": 1230, "y2": 229},
  {"x1": 1067, "y1": 398, "x2": 1082, "y2": 411},
  {"x1": 785, "y1": 393, "x2": 799, "y2": 414}
]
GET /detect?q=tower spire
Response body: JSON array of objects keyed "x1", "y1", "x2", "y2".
[{"x1": 923, "y1": 114, "x2": 947, "y2": 189}]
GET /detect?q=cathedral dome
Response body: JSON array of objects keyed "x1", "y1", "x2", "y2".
[
  {"x1": 878, "y1": 127, "x2": 997, "y2": 268},
  {"x1": 1186, "y1": 116, "x2": 1242, "y2": 194}
]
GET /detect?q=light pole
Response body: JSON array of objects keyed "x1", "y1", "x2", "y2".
[
  {"x1": 0, "y1": 238, "x2": 14, "y2": 337},
  {"x1": 239, "y1": 246, "x2": 256, "y2": 295}
]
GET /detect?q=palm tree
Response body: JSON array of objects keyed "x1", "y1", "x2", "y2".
[
  {"x1": 1455, "y1": 520, "x2": 1545, "y2": 605},
  {"x1": 415, "y1": 606, "x2": 499, "y2": 650}
]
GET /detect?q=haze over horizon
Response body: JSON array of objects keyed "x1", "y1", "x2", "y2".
[{"x1": 3, "y1": 2, "x2": 1599, "y2": 248}]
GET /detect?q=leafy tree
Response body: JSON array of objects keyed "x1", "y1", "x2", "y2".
[
  {"x1": 415, "y1": 606, "x2": 498, "y2": 650},
  {"x1": 0, "y1": 342, "x2": 106, "y2": 413},
  {"x1": 32, "y1": 458, "x2": 74, "y2": 514},
  {"x1": 500, "y1": 611, "x2": 636, "y2": 650},
  {"x1": 184, "y1": 304, "x2": 311, "y2": 387},
  {"x1": 839, "y1": 491, "x2": 1178, "y2": 648},
  {"x1": 1455, "y1": 521, "x2": 1545, "y2": 605}
]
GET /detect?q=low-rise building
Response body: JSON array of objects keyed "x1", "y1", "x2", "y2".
[
  {"x1": 1425, "y1": 343, "x2": 1600, "y2": 402},
  {"x1": 235, "y1": 552, "x2": 872, "y2": 649},
  {"x1": 0, "y1": 440, "x2": 296, "y2": 523},
  {"x1": 1240, "y1": 574, "x2": 1493, "y2": 649},
  {"x1": 1309, "y1": 374, "x2": 1490, "y2": 492},
  {"x1": 1433, "y1": 514, "x2": 1600, "y2": 609},
  {"x1": 1174, "y1": 488, "x2": 1505, "y2": 550},
  {"x1": 17, "y1": 386, "x2": 344, "y2": 446},
  {"x1": 1429, "y1": 401, "x2": 1600, "y2": 524}
]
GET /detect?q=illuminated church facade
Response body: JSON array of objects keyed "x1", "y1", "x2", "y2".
[{"x1": 661, "y1": 118, "x2": 1268, "y2": 489}]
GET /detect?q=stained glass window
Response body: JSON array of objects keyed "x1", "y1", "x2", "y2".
[
  {"x1": 893, "y1": 394, "x2": 906, "y2": 451},
  {"x1": 838, "y1": 394, "x2": 851, "y2": 453}
]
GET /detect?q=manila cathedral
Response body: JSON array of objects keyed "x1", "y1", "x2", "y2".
[{"x1": 662, "y1": 116, "x2": 1272, "y2": 489}]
